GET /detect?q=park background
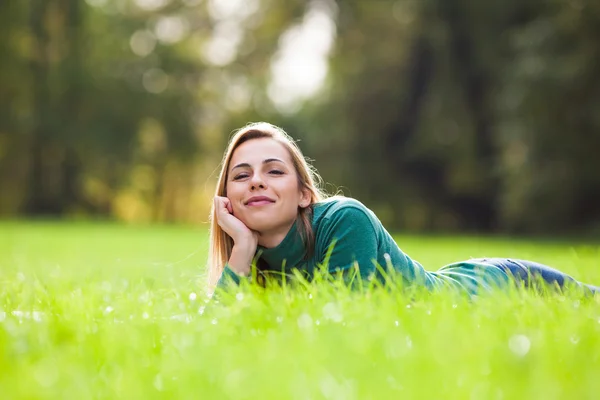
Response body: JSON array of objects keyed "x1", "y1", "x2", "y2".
[
  {"x1": 3, "y1": 2, "x2": 600, "y2": 399},
  {"x1": 2, "y1": 0, "x2": 600, "y2": 235}
]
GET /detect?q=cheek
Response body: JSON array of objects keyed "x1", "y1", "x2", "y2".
[
  {"x1": 225, "y1": 186, "x2": 242, "y2": 210},
  {"x1": 226, "y1": 183, "x2": 241, "y2": 199},
  {"x1": 281, "y1": 187, "x2": 302, "y2": 210},
  {"x1": 280, "y1": 179, "x2": 301, "y2": 199}
]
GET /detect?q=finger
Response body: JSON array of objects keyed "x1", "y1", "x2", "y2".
[
  {"x1": 214, "y1": 197, "x2": 227, "y2": 219},
  {"x1": 215, "y1": 196, "x2": 226, "y2": 210},
  {"x1": 217, "y1": 197, "x2": 233, "y2": 214}
]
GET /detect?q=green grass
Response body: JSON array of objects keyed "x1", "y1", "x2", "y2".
[{"x1": 1, "y1": 221, "x2": 600, "y2": 399}]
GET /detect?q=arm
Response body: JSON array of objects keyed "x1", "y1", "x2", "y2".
[
  {"x1": 213, "y1": 196, "x2": 258, "y2": 290},
  {"x1": 317, "y1": 205, "x2": 380, "y2": 285}
]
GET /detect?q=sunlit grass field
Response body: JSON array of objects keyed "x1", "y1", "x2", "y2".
[{"x1": 1, "y1": 221, "x2": 600, "y2": 399}]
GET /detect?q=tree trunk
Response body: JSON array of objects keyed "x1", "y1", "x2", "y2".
[
  {"x1": 439, "y1": 0, "x2": 497, "y2": 230},
  {"x1": 26, "y1": 0, "x2": 58, "y2": 214},
  {"x1": 61, "y1": 0, "x2": 85, "y2": 211},
  {"x1": 384, "y1": 34, "x2": 435, "y2": 164}
]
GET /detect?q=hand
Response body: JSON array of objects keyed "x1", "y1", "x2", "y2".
[
  {"x1": 214, "y1": 196, "x2": 258, "y2": 276},
  {"x1": 213, "y1": 196, "x2": 256, "y2": 244}
]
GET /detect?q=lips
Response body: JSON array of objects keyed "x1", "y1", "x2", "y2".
[{"x1": 245, "y1": 196, "x2": 275, "y2": 206}]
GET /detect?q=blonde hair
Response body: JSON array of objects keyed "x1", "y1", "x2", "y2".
[{"x1": 207, "y1": 122, "x2": 326, "y2": 288}]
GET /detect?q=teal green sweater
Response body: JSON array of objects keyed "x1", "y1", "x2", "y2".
[{"x1": 216, "y1": 197, "x2": 510, "y2": 294}]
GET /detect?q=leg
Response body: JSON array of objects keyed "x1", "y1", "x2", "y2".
[{"x1": 471, "y1": 258, "x2": 600, "y2": 294}]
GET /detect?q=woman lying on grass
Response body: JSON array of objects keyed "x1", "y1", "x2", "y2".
[{"x1": 208, "y1": 122, "x2": 599, "y2": 296}]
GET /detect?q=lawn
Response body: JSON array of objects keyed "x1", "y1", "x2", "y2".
[{"x1": 1, "y1": 221, "x2": 599, "y2": 399}]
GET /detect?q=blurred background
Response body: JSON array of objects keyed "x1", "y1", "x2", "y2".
[{"x1": 1, "y1": 0, "x2": 600, "y2": 234}]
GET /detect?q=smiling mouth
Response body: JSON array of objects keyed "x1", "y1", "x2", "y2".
[{"x1": 246, "y1": 200, "x2": 275, "y2": 207}]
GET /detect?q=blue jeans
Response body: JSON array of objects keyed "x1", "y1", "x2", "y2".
[{"x1": 470, "y1": 258, "x2": 600, "y2": 294}]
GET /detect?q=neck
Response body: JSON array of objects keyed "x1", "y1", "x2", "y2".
[{"x1": 257, "y1": 219, "x2": 296, "y2": 248}]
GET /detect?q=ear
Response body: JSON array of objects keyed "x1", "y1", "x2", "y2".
[{"x1": 299, "y1": 188, "x2": 311, "y2": 209}]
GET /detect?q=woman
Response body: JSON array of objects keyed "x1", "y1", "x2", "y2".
[{"x1": 208, "y1": 122, "x2": 599, "y2": 295}]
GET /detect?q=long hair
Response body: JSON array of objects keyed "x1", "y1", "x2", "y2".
[{"x1": 207, "y1": 122, "x2": 326, "y2": 289}]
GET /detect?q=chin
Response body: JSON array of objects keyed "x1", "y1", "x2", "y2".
[
  {"x1": 246, "y1": 220, "x2": 276, "y2": 233},
  {"x1": 241, "y1": 209, "x2": 296, "y2": 233},
  {"x1": 239, "y1": 215, "x2": 270, "y2": 232}
]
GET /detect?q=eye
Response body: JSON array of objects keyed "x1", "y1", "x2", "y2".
[
  {"x1": 232, "y1": 173, "x2": 249, "y2": 181},
  {"x1": 269, "y1": 170, "x2": 284, "y2": 175}
]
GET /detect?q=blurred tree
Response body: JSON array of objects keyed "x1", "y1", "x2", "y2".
[
  {"x1": 494, "y1": 0, "x2": 600, "y2": 233},
  {"x1": 300, "y1": 0, "x2": 600, "y2": 234},
  {"x1": 1, "y1": 0, "x2": 599, "y2": 234},
  {"x1": 0, "y1": 0, "x2": 30, "y2": 214}
]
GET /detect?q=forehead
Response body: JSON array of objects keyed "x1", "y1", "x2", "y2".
[{"x1": 230, "y1": 138, "x2": 292, "y2": 167}]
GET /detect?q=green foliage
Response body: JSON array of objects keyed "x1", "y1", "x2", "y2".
[
  {"x1": 2, "y1": 0, "x2": 600, "y2": 233},
  {"x1": 299, "y1": 0, "x2": 600, "y2": 233},
  {"x1": 1, "y1": 222, "x2": 600, "y2": 398}
]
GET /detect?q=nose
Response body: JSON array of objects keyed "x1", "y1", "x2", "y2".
[{"x1": 249, "y1": 173, "x2": 266, "y2": 190}]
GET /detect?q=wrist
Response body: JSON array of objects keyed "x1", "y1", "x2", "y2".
[
  {"x1": 234, "y1": 232, "x2": 258, "y2": 248},
  {"x1": 228, "y1": 243, "x2": 257, "y2": 276}
]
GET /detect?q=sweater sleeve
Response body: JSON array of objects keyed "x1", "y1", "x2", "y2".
[
  {"x1": 215, "y1": 265, "x2": 250, "y2": 290},
  {"x1": 317, "y1": 205, "x2": 380, "y2": 283}
]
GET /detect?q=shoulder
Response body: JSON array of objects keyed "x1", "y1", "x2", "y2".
[
  {"x1": 310, "y1": 197, "x2": 381, "y2": 256},
  {"x1": 312, "y1": 196, "x2": 378, "y2": 227}
]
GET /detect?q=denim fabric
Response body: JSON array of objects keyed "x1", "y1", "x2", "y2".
[{"x1": 470, "y1": 258, "x2": 600, "y2": 294}]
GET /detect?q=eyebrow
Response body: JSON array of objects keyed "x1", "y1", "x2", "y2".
[{"x1": 230, "y1": 158, "x2": 285, "y2": 172}]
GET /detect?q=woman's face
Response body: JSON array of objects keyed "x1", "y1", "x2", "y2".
[{"x1": 226, "y1": 138, "x2": 309, "y2": 235}]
